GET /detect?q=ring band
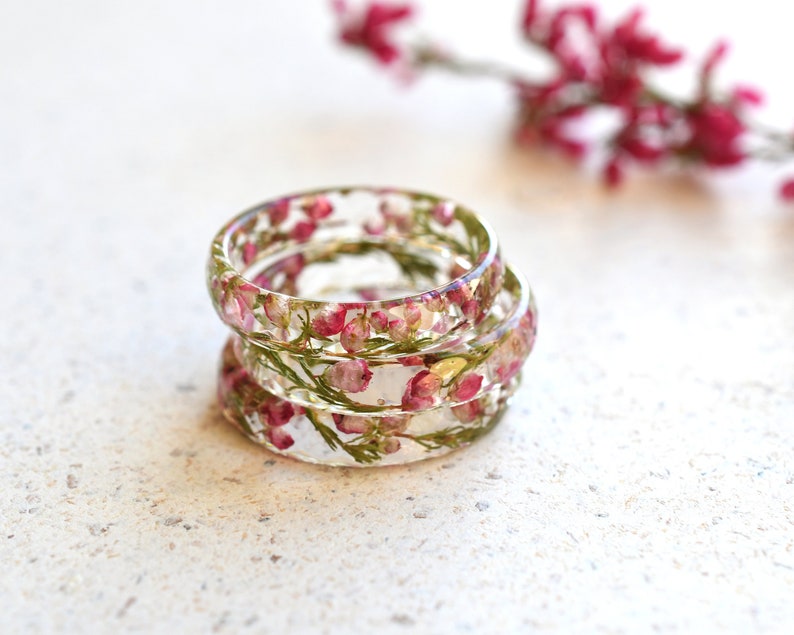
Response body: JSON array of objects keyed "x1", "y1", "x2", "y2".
[
  {"x1": 207, "y1": 186, "x2": 504, "y2": 354},
  {"x1": 235, "y1": 265, "x2": 536, "y2": 415},
  {"x1": 217, "y1": 338, "x2": 520, "y2": 466}
]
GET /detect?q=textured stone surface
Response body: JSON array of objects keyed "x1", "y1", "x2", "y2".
[{"x1": 2, "y1": 1, "x2": 793, "y2": 633}]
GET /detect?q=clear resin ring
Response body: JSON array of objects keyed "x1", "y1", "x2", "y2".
[
  {"x1": 234, "y1": 265, "x2": 537, "y2": 416},
  {"x1": 217, "y1": 338, "x2": 521, "y2": 467},
  {"x1": 207, "y1": 186, "x2": 504, "y2": 355}
]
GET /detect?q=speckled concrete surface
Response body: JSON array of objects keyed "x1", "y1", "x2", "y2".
[{"x1": 2, "y1": 2, "x2": 794, "y2": 633}]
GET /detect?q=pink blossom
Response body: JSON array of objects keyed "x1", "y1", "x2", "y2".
[
  {"x1": 451, "y1": 399, "x2": 483, "y2": 423},
  {"x1": 421, "y1": 290, "x2": 445, "y2": 313},
  {"x1": 597, "y1": 72, "x2": 643, "y2": 109},
  {"x1": 446, "y1": 283, "x2": 472, "y2": 308},
  {"x1": 369, "y1": 310, "x2": 389, "y2": 332},
  {"x1": 323, "y1": 359, "x2": 373, "y2": 393},
  {"x1": 682, "y1": 103, "x2": 746, "y2": 167},
  {"x1": 497, "y1": 359, "x2": 524, "y2": 383},
  {"x1": 780, "y1": 178, "x2": 794, "y2": 201},
  {"x1": 312, "y1": 304, "x2": 347, "y2": 337},
  {"x1": 268, "y1": 426, "x2": 295, "y2": 450},
  {"x1": 491, "y1": 328, "x2": 531, "y2": 383},
  {"x1": 544, "y1": 5, "x2": 598, "y2": 80},
  {"x1": 461, "y1": 299, "x2": 479, "y2": 321},
  {"x1": 731, "y1": 86, "x2": 764, "y2": 106},
  {"x1": 334, "y1": 414, "x2": 372, "y2": 435},
  {"x1": 218, "y1": 366, "x2": 247, "y2": 402},
  {"x1": 268, "y1": 199, "x2": 290, "y2": 225},
  {"x1": 608, "y1": 9, "x2": 683, "y2": 67},
  {"x1": 259, "y1": 396, "x2": 295, "y2": 427},
  {"x1": 521, "y1": 0, "x2": 539, "y2": 35},
  {"x1": 237, "y1": 282, "x2": 259, "y2": 307},
  {"x1": 404, "y1": 301, "x2": 421, "y2": 330},
  {"x1": 281, "y1": 254, "x2": 305, "y2": 277},
  {"x1": 223, "y1": 282, "x2": 259, "y2": 330},
  {"x1": 448, "y1": 373, "x2": 483, "y2": 402},
  {"x1": 388, "y1": 318, "x2": 411, "y2": 342},
  {"x1": 732, "y1": 85, "x2": 763, "y2": 108},
  {"x1": 263, "y1": 294, "x2": 291, "y2": 328},
  {"x1": 364, "y1": 219, "x2": 385, "y2": 235},
  {"x1": 431, "y1": 201, "x2": 455, "y2": 226},
  {"x1": 242, "y1": 242, "x2": 258, "y2": 266},
  {"x1": 401, "y1": 370, "x2": 441, "y2": 411},
  {"x1": 603, "y1": 157, "x2": 624, "y2": 188},
  {"x1": 340, "y1": 313, "x2": 371, "y2": 352},
  {"x1": 251, "y1": 272, "x2": 272, "y2": 289},
  {"x1": 290, "y1": 221, "x2": 317, "y2": 242},
  {"x1": 700, "y1": 40, "x2": 728, "y2": 89},
  {"x1": 336, "y1": 1, "x2": 414, "y2": 65},
  {"x1": 379, "y1": 200, "x2": 413, "y2": 231},
  {"x1": 302, "y1": 195, "x2": 334, "y2": 221},
  {"x1": 332, "y1": 1, "x2": 785, "y2": 193}
]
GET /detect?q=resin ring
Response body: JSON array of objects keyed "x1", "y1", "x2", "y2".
[
  {"x1": 217, "y1": 338, "x2": 521, "y2": 467},
  {"x1": 207, "y1": 186, "x2": 504, "y2": 355},
  {"x1": 235, "y1": 265, "x2": 537, "y2": 415}
]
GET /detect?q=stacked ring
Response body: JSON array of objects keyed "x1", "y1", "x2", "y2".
[{"x1": 207, "y1": 187, "x2": 537, "y2": 466}]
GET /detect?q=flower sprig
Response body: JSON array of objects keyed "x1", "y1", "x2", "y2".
[{"x1": 332, "y1": 0, "x2": 794, "y2": 198}]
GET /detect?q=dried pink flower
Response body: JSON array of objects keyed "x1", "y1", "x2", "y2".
[
  {"x1": 603, "y1": 158, "x2": 624, "y2": 188},
  {"x1": 242, "y1": 242, "x2": 258, "y2": 266},
  {"x1": 333, "y1": 2, "x2": 785, "y2": 194},
  {"x1": 341, "y1": 313, "x2": 371, "y2": 352},
  {"x1": 323, "y1": 359, "x2": 374, "y2": 393},
  {"x1": 223, "y1": 282, "x2": 259, "y2": 330},
  {"x1": 401, "y1": 369, "x2": 441, "y2": 410},
  {"x1": 421, "y1": 290, "x2": 446, "y2": 313},
  {"x1": 263, "y1": 294, "x2": 291, "y2": 328},
  {"x1": 268, "y1": 426, "x2": 295, "y2": 450},
  {"x1": 461, "y1": 299, "x2": 479, "y2": 321},
  {"x1": 682, "y1": 103, "x2": 746, "y2": 167},
  {"x1": 312, "y1": 304, "x2": 347, "y2": 337},
  {"x1": 369, "y1": 310, "x2": 389, "y2": 332},
  {"x1": 334, "y1": 414, "x2": 372, "y2": 435},
  {"x1": 451, "y1": 399, "x2": 483, "y2": 423},
  {"x1": 336, "y1": 1, "x2": 413, "y2": 65},
  {"x1": 430, "y1": 201, "x2": 455, "y2": 226},
  {"x1": 403, "y1": 301, "x2": 422, "y2": 330},
  {"x1": 780, "y1": 178, "x2": 794, "y2": 201},
  {"x1": 302, "y1": 195, "x2": 334, "y2": 221},
  {"x1": 448, "y1": 373, "x2": 483, "y2": 402},
  {"x1": 388, "y1": 318, "x2": 411, "y2": 342},
  {"x1": 290, "y1": 221, "x2": 317, "y2": 242},
  {"x1": 259, "y1": 396, "x2": 296, "y2": 427},
  {"x1": 268, "y1": 199, "x2": 290, "y2": 225},
  {"x1": 607, "y1": 9, "x2": 682, "y2": 67}
]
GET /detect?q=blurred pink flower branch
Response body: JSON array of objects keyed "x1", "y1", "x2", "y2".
[{"x1": 332, "y1": 0, "x2": 794, "y2": 198}]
